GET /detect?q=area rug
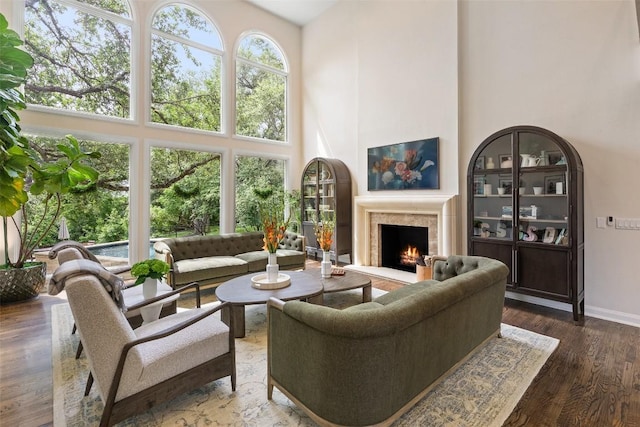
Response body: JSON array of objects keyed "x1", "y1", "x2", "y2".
[{"x1": 52, "y1": 290, "x2": 559, "y2": 426}]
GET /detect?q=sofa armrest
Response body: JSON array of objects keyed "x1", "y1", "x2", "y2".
[
  {"x1": 153, "y1": 241, "x2": 176, "y2": 285},
  {"x1": 279, "y1": 231, "x2": 305, "y2": 252}
]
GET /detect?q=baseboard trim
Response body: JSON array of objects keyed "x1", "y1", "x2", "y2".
[{"x1": 505, "y1": 292, "x2": 640, "y2": 328}]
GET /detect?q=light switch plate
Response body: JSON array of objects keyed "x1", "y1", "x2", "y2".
[{"x1": 596, "y1": 217, "x2": 606, "y2": 229}]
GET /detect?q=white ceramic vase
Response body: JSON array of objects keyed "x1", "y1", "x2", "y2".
[
  {"x1": 321, "y1": 250, "x2": 332, "y2": 279},
  {"x1": 142, "y1": 277, "x2": 158, "y2": 299},
  {"x1": 267, "y1": 252, "x2": 279, "y2": 282}
]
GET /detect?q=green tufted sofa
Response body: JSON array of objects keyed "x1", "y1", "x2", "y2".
[
  {"x1": 153, "y1": 231, "x2": 305, "y2": 289},
  {"x1": 267, "y1": 255, "x2": 509, "y2": 427}
]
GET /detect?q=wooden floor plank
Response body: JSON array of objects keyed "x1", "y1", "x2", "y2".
[{"x1": 1, "y1": 263, "x2": 639, "y2": 427}]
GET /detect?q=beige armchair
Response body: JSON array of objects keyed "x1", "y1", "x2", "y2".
[{"x1": 65, "y1": 273, "x2": 236, "y2": 427}]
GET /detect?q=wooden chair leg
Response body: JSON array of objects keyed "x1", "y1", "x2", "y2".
[
  {"x1": 75, "y1": 340, "x2": 83, "y2": 359},
  {"x1": 84, "y1": 372, "x2": 94, "y2": 396}
]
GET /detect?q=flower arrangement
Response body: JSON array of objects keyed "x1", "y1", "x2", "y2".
[
  {"x1": 314, "y1": 211, "x2": 335, "y2": 252},
  {"x1": 255, "y1": 188, "x2": 290, "y2": 254},
  {"x1": 131, "y1": 259, "x2": 170, "y2": 286}
]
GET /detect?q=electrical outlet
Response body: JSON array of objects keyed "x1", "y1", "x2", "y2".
[{"x1": 607, "y1": 216, "x2": 614, "y2": 226}]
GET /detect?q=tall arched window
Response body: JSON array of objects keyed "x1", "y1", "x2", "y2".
[
  {"x1": 236, "y1": 33, "x2": 287, "y2": 142},
  {"x1": 150, "y1": 4, "x2": 223, "y2": 132},
  {"x1": 24, "y1": 0, "x2": 132, "y2": 118}
]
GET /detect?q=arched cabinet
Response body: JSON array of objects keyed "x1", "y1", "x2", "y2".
[
  {"x1": 467, "y1": 125, "x2": 584, "y2": 320},
  {"x1": 301, "y1": 158, "x2": 352, "y2": 262}
]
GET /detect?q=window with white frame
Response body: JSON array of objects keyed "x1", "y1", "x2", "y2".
[
  {"x1": 150, "y1": 4, "x2": 223, "y2": 132},
  {"x1": 234, "y1": 155, "x2": 286, "y2": 232},
  {"x1": 150, "y1": 146, "x2": 221, "y2": 238},
  {"x1": 24, "y1": 0, "x2": 132, "y2": 117},
  {"x1": 236, "y1": 33, "x2": 287, "y2": 142},
  {"x1": 24, "y1": 134, "x2": 131, "y2": 255}
]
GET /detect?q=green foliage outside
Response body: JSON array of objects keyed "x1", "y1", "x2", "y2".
[
  {"x1": 24, "y1": 1, "x2": 286, "y2": 142},
  {"x1": 14, "y1": 2, "x2": 292, "y2": 251}
]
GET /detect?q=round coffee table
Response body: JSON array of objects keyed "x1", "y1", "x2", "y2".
[
  {"x1": 216, "y1": 269, "x2": 373, "y2": 338},
  {"x1": 216, "y1": 270, "x2": 324, "y2": 338}
]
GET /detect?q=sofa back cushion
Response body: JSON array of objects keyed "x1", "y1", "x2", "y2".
[
  {"x1": 433, "y1": 255, "x2": 488, "y2": 281},
  {"x1": 158, "y1": 232, "x2": 265, "y2": 261}
]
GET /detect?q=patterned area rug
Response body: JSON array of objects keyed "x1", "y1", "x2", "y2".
[{"x1": 52, "y1": 290, "x2": 559, "y2": 426}]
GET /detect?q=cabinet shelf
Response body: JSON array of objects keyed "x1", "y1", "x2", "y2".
[{"x1": 473, "y1": 193, "x2": 566, "y2": 198}]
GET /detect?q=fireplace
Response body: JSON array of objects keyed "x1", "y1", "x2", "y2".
[
  {"x1": 353, "y1": 195, "x2": 457, "y2": 269},
  {"x1": 380, "y1": 224, "x2": 429, "y2": 272}
]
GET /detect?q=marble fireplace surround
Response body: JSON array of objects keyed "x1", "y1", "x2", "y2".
[{"x1": 351, "y1": 195, "x2": 458, "y2": 281}]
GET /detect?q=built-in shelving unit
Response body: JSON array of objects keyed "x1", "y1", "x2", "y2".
[
  {"x1": 301, "y1": 157, "x2": 352, "y2": 262},
  {"x1": 468, "y1": 125, "x2": 584, "y2": 320}
]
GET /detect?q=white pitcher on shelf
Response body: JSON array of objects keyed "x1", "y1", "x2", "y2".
[{"x1": 520, "y1": 154, "x2": 540, "y2": 167}]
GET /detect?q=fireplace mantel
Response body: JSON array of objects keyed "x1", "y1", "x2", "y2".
[{"x1": 353, "y1": 195, "x2": 458, "y2": 266}]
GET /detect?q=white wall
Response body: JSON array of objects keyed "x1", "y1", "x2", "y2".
[
  {"x1": 460, "y1": 0, "x2": 640, "y2": 326},
  {"x1": 303, "y1": 0, "x2": 459, "y2": 197},
  {"x1": 303, "y1": 0, "x2": 640, "y2": 326}
]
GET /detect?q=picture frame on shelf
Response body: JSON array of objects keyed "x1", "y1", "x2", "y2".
[
  {"x1": 547, "y1": 150, "x2": 564, "y2": 166},
  {"x1": 498, "y1": 177, "x2": 512, "y2": 194},
  {"x1": 543, "y1": 227, "x2": 557, "y2": 243},
  {"x1": 544, "y1": 175, "x2": 565, "y2": 195},
  {"x1": 475, "y1": 156, "x2": 485, "y2": 170},
  {"x1": 498, "y1": 154, "x2": 513, "y2": 168},
  {"x1": 473, "y1": 176, "x2": 486, "y2": 195}
]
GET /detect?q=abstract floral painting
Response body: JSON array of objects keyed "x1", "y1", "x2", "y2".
[{"x1": 367, "y1": 137, "x2": 439, "y2": 190}]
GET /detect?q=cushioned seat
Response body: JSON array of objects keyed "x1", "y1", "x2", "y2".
[
  {"x1": 65, "y1": 273, "x2": 236, "y2": 426},
  {"x1": 173, "y1": 256, "x2": 248, "y2": 283},
  {"x1": 267, "y1": 255, "x2": 509, "y2": 426}
]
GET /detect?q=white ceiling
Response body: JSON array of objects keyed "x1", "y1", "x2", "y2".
[{"x1": 246, "y1": 0, "x2": 337, "y2": 26}]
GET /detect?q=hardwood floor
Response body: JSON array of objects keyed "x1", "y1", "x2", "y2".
[{"x1": 1, "y1": 264, "x2": 638, "y2": 426}]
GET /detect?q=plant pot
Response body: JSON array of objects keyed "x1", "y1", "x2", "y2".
[
  {"x1": 321, "y1": 250, "x2": 332, "y2": 279},
  {"x1": 267, "y1": 252, "x2": 279, "y2": 282},
  {"x1": 0, "y1": 262, "x2": 46, "y2": 304},
  {"x1": 142, "y1": 277, "x2": 158, "y2": 299}
]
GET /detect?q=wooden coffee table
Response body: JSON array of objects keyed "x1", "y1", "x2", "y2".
[
  {"x1": 216, "y1": 269, "x2": 373, "y2": 338},
  {"x1": 321, "y1": 270, "x2": 372, "y2": 303},
  {"x1": 216, "y1": 270, "x2": 324, "y2": 338}
]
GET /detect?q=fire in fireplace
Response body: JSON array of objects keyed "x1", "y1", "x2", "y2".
[{"x1": 380, "y1": 224, "x2": 429, "y2": 273}]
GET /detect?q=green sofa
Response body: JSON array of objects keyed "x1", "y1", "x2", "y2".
[
  {"x1": 267, "y1": 255, "x2": 509, "y2": 426},
  {"x1": 153, "y1": 231, "x2": 305, "y2": 288}
]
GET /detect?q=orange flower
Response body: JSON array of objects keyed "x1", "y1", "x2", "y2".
[
  {"x1": 256, "y1": 189, "x2": 290, "y2": 254},
  {"x1": 314, "y1": 213, "x2": 335, "y2": 251}
]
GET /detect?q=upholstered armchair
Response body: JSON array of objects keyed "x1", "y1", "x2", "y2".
[{"x1": 64, "y1": 273, "x2": 236, "y2": 427}]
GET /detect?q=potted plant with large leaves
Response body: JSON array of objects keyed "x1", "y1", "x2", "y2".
[{"x1": 0, "y1": 14, "x2": 101, "y2": 303}]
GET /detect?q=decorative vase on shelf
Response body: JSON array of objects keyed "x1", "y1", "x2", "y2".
[
  {"x1": 486, "y1": 157, "x2": 495, "y2": 169},
  {"x1": 142, "y1": 278, "x2": 158, "y2": 299},
  {"x1": 267, "y1": 252, "x2": 279, "y2": 282},
  {"x1": 321, "y1": 250, "x2": 332, "y2": 279}
]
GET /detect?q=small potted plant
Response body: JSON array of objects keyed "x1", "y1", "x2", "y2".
[{"x1": 130, "y1": 259, "x2": 170, "y2": 299}]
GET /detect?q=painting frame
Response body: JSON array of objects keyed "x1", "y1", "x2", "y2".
[
  {"x1": 367, "y1": 137, "x2": 439, "y2": 190},
  {"x1": 475, "y1": 156, "x2": 485, "y2": 170}
]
